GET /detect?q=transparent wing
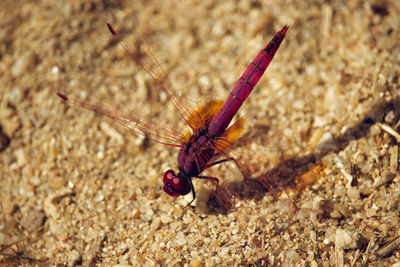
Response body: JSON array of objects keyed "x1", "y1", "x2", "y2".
[
  {"x1": 104, "y1": 10, "x2": 197, "y2": 130},
  {"x1": 56, "y1": 9, "x2": 200, "y2": 147},
  {"x1": 57, "y1": 91, "x2": 186, "y2": 147}
]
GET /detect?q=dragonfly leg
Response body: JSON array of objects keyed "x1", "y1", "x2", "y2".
[
  {"x1": 206, "y1": 158, "x2": 230, "y2": 168},
  {"x1": 228, "y1": 156, "x2": 249, "y2": 179},
  {"x1": 195, "y1": 175, "x2": 235, "y2": 209},
  {"x1": 183, "y1": 175, "x2": 225, "y2": 208},
  {"x1": 209, "y1": 153, "x2": 249, "y2": 179},
  {"x1": 194, "y1": 175, "x2": 220, "y2": 193}
]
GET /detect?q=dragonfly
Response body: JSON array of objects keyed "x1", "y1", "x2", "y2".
[{"x1": 57, "y1": 17, "x2": 288, "y2": 209}]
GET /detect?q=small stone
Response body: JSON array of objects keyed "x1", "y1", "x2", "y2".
[
  {"x1": 330, "y1": 209, "x2": 342, "y2": 219},
  {"x1": 58, "y1": 234, "x2": 69, "y2": 242},
  {"x1": 67, "y1": 249, "x2": 82, "y2": 266},
  {"x1": 315, "y1": 132, "x2": 335, "y2": 151},
  {"x1": 389, "y1": 145, "x2": 398, "y2": 173},
  {"x1": 14, "y1": 148, "x2": 26, "y2": 167},
  {"x1": 325, "y1": 227, "x2": 336, "y2": 243},
  {"x1": 384, "y1": 110, "x2": 395, "y2": 123},
  {"x1": 286, "y1": 249, "x2": 300, "y2": 262},
  {"x1": 20, "y1": 209, "x2": 45, "y2": 231},
  {"x1": 347, "y1": 187, "x2": 360, "y2": 201},
  {"x1": 366, "y1": 203, "x2": 378, "y2": 217},
  {"x1": 335, "y1": 229, "x2": 358, "y2": 249},
  {"x1": 160, "y1": 213, "x2": 173, "y2": 224},
  {"x1": 130, "y1": 208, "x2": 140, "y2": 219},
  {"x1": 49, "y1": 175, "x2": 66, "y2": 189},
  {"x1": 44, "y1": 188, "x2": 73, "y2": 220},
  {"x1": 100, "y1": 122, "x2": 124, "y2": 144},
  {"x1": 150, "y1": 217, "x2": 161, "y2": 230},
  {"x1": 2, "y1": 195, "x2": 16, "y2": 215},
  {"x1": 140, "y1": 205, "x2": 154, "y2": 220},
  {"x1": 175, "y1": 232, "x2": 186, "y2": 246},
  {"x1": 190, "y1": 259, "x2": 202, "y2": 267},
  {"x1": 211, "y1": 240, "x2": 221, "y2": 248},
  {"x1": 11, "y1": 51, "x2": 36, "y2": 76},
  {"x1": 370, "y1": 123, "x2": 382, "y2": 136}
]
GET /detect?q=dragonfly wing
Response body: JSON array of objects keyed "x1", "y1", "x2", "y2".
[
  {"x1": 57, "y1": 90, "x2": 185, "y2": 147},
  {"x1": 105, "y1": 11, "x2": 197, "y2": 130},
  {"x1": 56, "y1": 9, "x2": 203, "y2": 147}
]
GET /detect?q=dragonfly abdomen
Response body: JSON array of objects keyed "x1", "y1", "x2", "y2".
[{"x1": 207, "y1": 25, "x2": 288, "y2": 137}]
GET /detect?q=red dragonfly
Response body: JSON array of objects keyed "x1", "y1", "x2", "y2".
[{"x1": 57, "y1": 18, "x2": 288, "y2": 209}]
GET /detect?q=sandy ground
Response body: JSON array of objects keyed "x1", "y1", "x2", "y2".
[{"x1": 1, "y1": 0, "x2": 400, "y2": 266}]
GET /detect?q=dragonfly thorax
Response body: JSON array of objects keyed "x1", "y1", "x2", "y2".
[{"x1": 177, "y1": 129, "x2": 217, "y2": 177}]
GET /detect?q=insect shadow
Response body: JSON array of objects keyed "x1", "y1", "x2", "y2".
[{"x1": 206, "y1": 95, "x2": 399, "y2": 214}]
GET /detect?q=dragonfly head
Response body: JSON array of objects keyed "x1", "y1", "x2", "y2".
[{"x1": 163, "y1": 170, "x2": 191, "y2": 197}]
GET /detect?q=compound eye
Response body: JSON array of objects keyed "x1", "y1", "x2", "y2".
[
  {"x1": 163, "y1": 170, "x2": 176, "y2": 184},
  {"x1": 162, "y1": 170, "x2": 191, "y2": 196},
  {"x1": 163, "y1": 170, "x2": 180, "y2": 196}
]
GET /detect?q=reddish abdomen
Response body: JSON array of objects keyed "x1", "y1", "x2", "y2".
[{"x1": 207, "y1": 26, "x2": 288, "y2": 137}]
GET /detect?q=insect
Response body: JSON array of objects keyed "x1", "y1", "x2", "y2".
[{"x1": 57, "y1": 17, "x2": 288, "y2": 208}]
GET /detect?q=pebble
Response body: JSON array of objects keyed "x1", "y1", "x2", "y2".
[
  {"x1": 286, "y1": 249, "x2": 300, "y2": 262},
  {"x1": 20, "y1": 209, "x2": 45, "y2": 231},
  {"x1": 160, "y1": 213, "x2": 173, "y2": 224},
  {"x1": 100, "y1": 122, "x2": 124, "y2": 144},
  {"x1": 335, "y1": 229, "x2": 358, "y2": 250},
  {"x1": 347, "y1": 187, "x2": 360, "y2": 201},
  {"x1": 11, "y1": 51, "x2": 36, "y2": 76},
  {"x1": 14, "y1": 148, "x2": 26, "y2": 167},
  {"x1": 384, "y1": 110, "x2": 395, "y2": 123},
  {"x1": 315, "y1": 132, "x2": 335, "y2": 151},
  {"x1": 67, "y1": 249, "x2": 82, "y2": 266}
]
